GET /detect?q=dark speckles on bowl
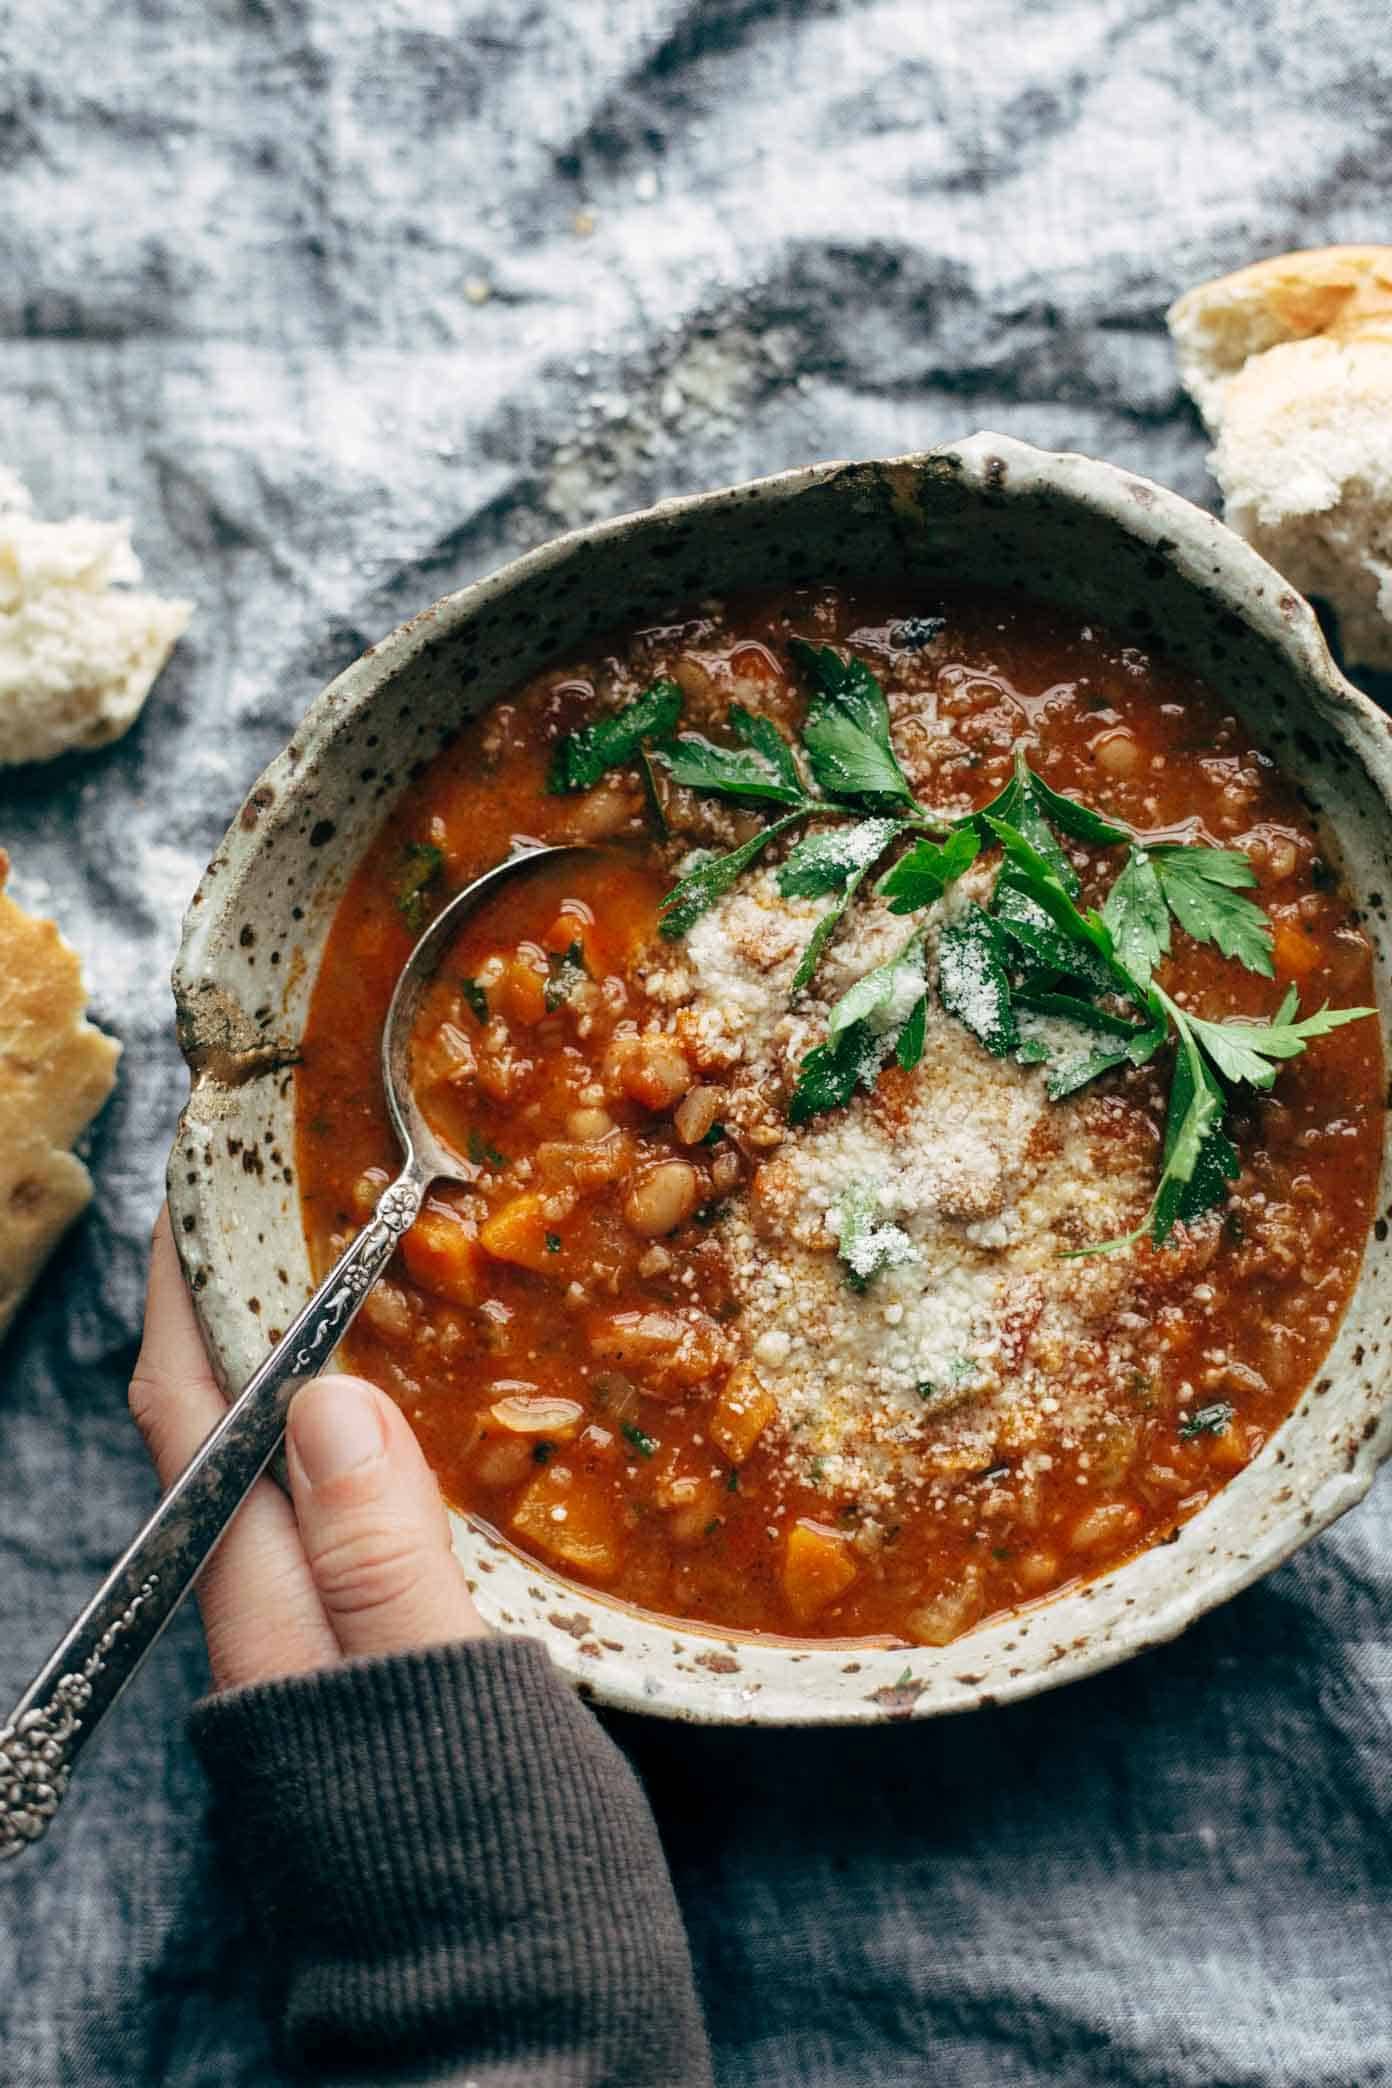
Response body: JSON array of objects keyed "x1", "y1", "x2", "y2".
[{"x1": 167, "y1": 433, "x2": 1392, "y2": 1727}]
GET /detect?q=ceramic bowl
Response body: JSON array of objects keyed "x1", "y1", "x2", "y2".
[{"x1": 168, "y1": 432, "x2": 1392, "y2": 1725}]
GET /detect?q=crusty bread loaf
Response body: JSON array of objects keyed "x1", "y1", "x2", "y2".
[
  {"x1": 0, "y1": 467, "x2": 193, "y2": 765},
  {"x1": 1167, "y1": 246, "x2": 1392, "y2": 671},
  {"x1": 0, "y1": 851, "x2": 120, "y2": 1342}
]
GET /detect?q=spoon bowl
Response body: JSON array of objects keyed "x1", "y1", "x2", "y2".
[{"x1": 383, "y1": 842, "x2": 585, "y2": 1181}]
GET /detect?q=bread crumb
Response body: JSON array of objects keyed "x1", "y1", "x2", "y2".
[{"x1": 0, "y1": 467, "x2": 193, "y2": 765}]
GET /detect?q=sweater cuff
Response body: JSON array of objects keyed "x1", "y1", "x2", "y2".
[{"x1": 191, "y1": 1637, "x2": 710, "y2": 2085}]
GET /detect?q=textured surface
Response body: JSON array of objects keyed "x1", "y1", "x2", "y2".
[
  {"x1": 1, "y1": 2, "x2": 1390, "y2": 2083},
  {"x1": 192, "y1": 1637, "x2": 711, "y2": 2082}
]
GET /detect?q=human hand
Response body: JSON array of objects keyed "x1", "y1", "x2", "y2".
[{"x1": 129, "y1": 1207, "x2": 487, "y2": 1692}]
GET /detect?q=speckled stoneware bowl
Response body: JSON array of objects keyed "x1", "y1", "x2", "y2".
[{"x1": 169, "y1": 432, "x2": 1392, "y2": 1725}]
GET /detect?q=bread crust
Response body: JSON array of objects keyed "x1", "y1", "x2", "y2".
[
  {"x1": 0, "y1": 851, "x2": 121, "y2": 1340},
  {"x1": 1172, "y1": 245, "x2": 1392, "y2": 347},
  {"x1": 1168, "y1": 247, "x2": 1392, "y2": 670}
]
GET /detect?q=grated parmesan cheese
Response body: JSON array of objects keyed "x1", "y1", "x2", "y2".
[{"x1": 662, "y1": 853, "x2": 1160, "y2": 1520}]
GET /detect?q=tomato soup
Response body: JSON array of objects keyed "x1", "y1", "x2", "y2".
[{"x1": 295, "y1": 587, "x2": 1383, "y2": 1645}]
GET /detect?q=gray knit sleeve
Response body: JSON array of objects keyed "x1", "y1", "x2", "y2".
[{"x1": 190, "y1": 1637, "x2": 711, "y2": 2086}]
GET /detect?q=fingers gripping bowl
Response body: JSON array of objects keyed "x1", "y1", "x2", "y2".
[{"x1": 169, "y1": 436, "x2": 1392, "y2": 1725}]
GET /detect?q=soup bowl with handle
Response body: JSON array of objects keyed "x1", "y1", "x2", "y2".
[{"x1": 168, "y1": 432, "x2": 1392, "y2": 1725}]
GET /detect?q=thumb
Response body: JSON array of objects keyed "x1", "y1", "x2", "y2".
[{"x1": 285, "y1": 1375, "x2": 487, "y2": 1661}]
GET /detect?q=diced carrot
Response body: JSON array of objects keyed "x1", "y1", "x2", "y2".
[
  {"x1": 479, "y1": 1192, "x2": 559, "y2": 1273},
  {"x1": 782, "y1": 1519, "x2": 858, "y2": 1624},
  {"x1": 1206, "y1": 1419, "x2": 1250, "y2": 1471},
  {"x1": 1271, "y1": 916, "x2": 1321, "y2": 979},
  {"x1": 499, "y1": 947, "x2": 550, "y2": 1026},
  {"x1": 708, "y1": 1367, "x2": 779, "y2": 1466},
  {"x1": 543, "y1": 905, "x2": 594, "y2": 958},
  {"x1": 511, "y1": 1469, "x2": 621, "y2": 1582},
  {"x1": 400, "y1": 1204, "x2": 483, "y2": 1306}
]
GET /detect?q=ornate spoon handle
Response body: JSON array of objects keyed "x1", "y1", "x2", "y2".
[{"x1": 0, "y1": 1168, "x2": 426, "y2": 1860}]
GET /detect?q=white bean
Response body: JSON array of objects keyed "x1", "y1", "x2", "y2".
[
  {"x1": 565, "y1": 782, "x2": 638, "y2": 839},
  {"x1": 673, "y1": 1085, "x2": 723, "y2": 1145},
  {"x1": 623, "y1": 1160, "x2": 700, "y2": 1237},
  {"x1": 1069, "y1": 1501, "x2": 1142, "y2": 1553},
  {"x1": 1094, "y1": 729, "x2": 1142, "y2": 778},
  {"x1": 710, "y1": 1148, "x2": 741, "y2": 1194},
  {"x1": 567, "y1": 1105, "x2": 615, "y2": 1142}
]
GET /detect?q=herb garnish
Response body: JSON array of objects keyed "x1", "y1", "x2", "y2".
[
  {"x1": 544, "y1": 941, "x2": 588, "y2": 1012},
  {"x1": 1102, "y1": 843, "x2": 1273, "y2": 984},
  {"x1": 547, "y1": 678, "x2": 681, "y2": 794},
  {"x1": 467, "y1": 1129, "x2": 508, "y2": 1170},
  {"x1": 458, "y1": 975, "x2": 489, "y2": 1024},
  {"x1": 789, "y1": 639, "x2": 918, "y2": 808},
  {"x1": 654, "y1": 707, "x2": 807, "y2": 806},
  {"x1": 621, "y1": 1421, "x2": 658, "y2": 1459},
  {"x1": 1076, "y1": 984, "x2": 1371, "y2": 1255},
  {"x1": 659, "y1": 809, "x2": 811, "y2": 941},
  {"x1": 653, "y1": 647, "x2": 960, "y2": 961},
  {"x1": 1178, "y1": 1401, "x2": 1236, "y2": 1439},
  {"x1": 831, "y1": 1181, "x2": 917, "y2": 1290},
  {"x1": 789, "y1": 930, "x2": 929, "y2": 1122},
  {"x1": 394, "y1": 841, "x2": 444, "y2": 931},
  {"x1": 573, "y1": 652, "x2": 1374, "y2": 1260}
]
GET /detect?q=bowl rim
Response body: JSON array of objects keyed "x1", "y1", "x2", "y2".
[{"x1": 169, "y1": 431, "x2": 1392, "y2": 1725}]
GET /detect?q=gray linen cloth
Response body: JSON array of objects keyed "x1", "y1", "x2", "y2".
[{"x1": 2, "y1": 2, "x2": 1390, "y2": 2082}]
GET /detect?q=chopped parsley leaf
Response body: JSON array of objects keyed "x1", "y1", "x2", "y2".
[
  {"x1": 1179, "y1": 1400, "x2": 1236, "y2": 1439},
  {"x1": 544, "y1": 941, "x2": 588, "y2": 1012},
  {"x1": 393, "y1": 841, "x2": 444, "y2": 931},
  {"x1": 458, "y1": 975, "x2": 489, "y2": 1024},
  {"x1": 548, "y1": 679, "x2": 682, "y2": 793}
]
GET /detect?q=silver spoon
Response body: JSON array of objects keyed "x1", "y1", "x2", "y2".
[{"x1": 0, "y1": 840, "x2": 584, "y2": 1859}]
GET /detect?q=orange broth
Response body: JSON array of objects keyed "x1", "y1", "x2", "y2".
[{"x1": 294, "y1": 586, "x2": 1384, "y2": 1646}]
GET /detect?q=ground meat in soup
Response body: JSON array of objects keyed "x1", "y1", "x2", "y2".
[{"x1": 294, "y1": 585, "x2": 1383, "y2": 1645}]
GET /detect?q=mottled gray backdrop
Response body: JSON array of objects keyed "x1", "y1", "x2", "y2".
[{"x1": 2, "y1": 2, "x2": 1390, "y2": 2083}]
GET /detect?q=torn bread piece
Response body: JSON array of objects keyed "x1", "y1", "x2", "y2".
[
  {"x1": 1168, "y1": 247, "x2": 1392, "y2": 671},
  {"x1": 0, "y1": 466, "x2": 193, "y2": 765},
  {"x1": 0, "y1": 851, "x2": 121, "y2": 1342}
]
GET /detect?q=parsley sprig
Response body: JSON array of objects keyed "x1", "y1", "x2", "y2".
[
  {"x1": 832, "y1": 1181, "x2": 917, "y2": 1289},
  {"x1": 548, "y1": 642, "x2": 953, "y2": 980},
  {"x1": 1076, "y1": 983, "x2": 1372, "y2": 1257}
]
